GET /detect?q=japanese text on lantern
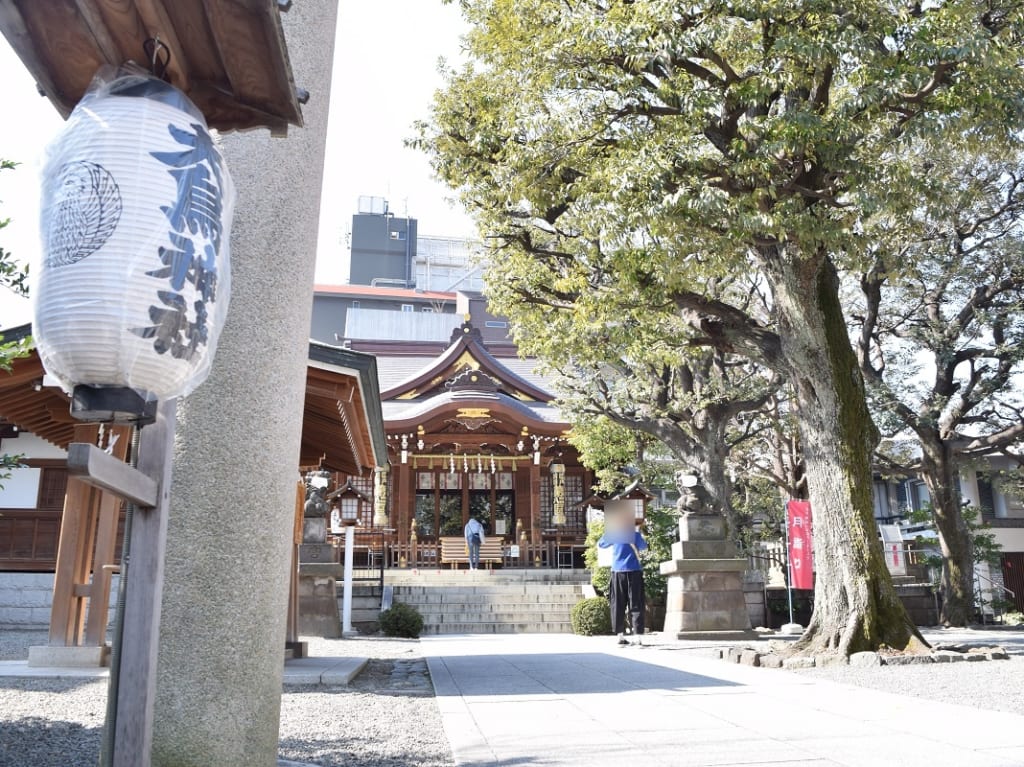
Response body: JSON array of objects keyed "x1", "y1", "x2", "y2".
[{"x1": 133, "y1": 123, "x2": 227, "y2": 360}]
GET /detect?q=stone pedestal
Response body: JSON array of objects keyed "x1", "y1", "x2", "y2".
[
  {"x1": 299, "y1": 542, "x2": 336, "y2": 564},
  {"x1": 297, "y1": 571, "x2": 341, "y2": 638},
  {"x1": 27, "y1": 644, "x2": 110, "y2": 667},
  {"x1": 299, "y1": 518, "x2": 333, "y2": 564},
  {"x1": 302, "y1": 518, "x2": 327, "y2": 544},
  {"x1": 660, "y1": 513, "x2": 756, "y2": 640}
]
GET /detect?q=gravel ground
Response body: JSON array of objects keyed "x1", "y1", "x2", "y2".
[
  {"x1": 0, "y1": 631, "x2": 453, "y2": 767},
  {"x1": 2, "y1": 627, "x2": 1023, "y2": 766},
  {"x1": 790, "y1": 627, "x2": 1024, "y2": 716},
  {"x1": 794, "y1": 654, "x2": 1024, "y2": 715}
]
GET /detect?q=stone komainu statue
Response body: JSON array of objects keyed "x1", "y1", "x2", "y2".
[
  {"x1": 304, "y1": 485, "x2": 328, "y2": 518},
  {"x1": 675, "y1": 470, "x2": 714, "y2": 516}
]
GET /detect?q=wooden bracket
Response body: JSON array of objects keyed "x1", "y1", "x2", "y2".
[{"x1": 66, "y1": 443, "x2": 158, "y2": 509}]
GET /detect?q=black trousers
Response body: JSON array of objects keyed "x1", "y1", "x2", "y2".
[{"x1": 608, "y1": 569, "x2": 645, "y2": 635}]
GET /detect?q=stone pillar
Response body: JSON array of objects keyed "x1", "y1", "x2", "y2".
[
  {"x1": 660, "y1": 475, "x2": 755, "y2": 640},
  {"x1": 150, "y1": 3, "x2": 338, "y2": 766}
]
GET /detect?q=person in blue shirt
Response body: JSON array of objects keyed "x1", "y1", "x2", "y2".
[
  {"x1": 598, "y1": 517, "x2": 648, "y2": 646},
  {"x1": 464, "y1": 514, "x2": 486, "y2": 570}
]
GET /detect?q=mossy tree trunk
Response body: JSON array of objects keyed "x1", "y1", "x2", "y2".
[{"x1": 768, "y1": 251, "x2": 927, "y2": 656}]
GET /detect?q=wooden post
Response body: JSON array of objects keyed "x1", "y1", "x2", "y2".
[
  {"x1": 48, "y1": 423, "x2": 100, "y2": 646},
  {"x1": 285, "y1": 480, "x2": 304, "y2": 650},
  {"x1": 529, "y1": 463, "x2": 541, "y2": 566},
  {"x1": 112, "y1": 399, "x2": 176, "y2": 767},
  {"x1": 84, "y1": 426, "x2": 131, "y2": 646},
  {"x1": 395, "y1": 461, "x2": 410, "y2": 547}
]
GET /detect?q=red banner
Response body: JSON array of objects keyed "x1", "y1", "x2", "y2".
[{"x1": 786, "y1": 500, "x2": 814, "y2": 590}]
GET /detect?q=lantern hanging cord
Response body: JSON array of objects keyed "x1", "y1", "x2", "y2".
[{"x1": 144, "y1": 37, "x2": 171, "y2": 81}]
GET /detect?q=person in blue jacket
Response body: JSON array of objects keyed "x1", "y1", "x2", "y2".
[
  {"x1": 464, "y1": 514, "x2": 486, "y2": 570},
  {"x1": 598, "y1": 514, "x2": 648, "y2": 646}
]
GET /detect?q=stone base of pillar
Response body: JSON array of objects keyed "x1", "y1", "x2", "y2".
[
  {"x1": 27, "y1": 644, "x2": 110, "y2": 667},
  {"x1": 297, "y1": 574, "x2": 341, "y2": 638},
  {"x1": 284, "y1": 640, "x2": 309, "y2": 659},
  {"x1": 660, "y1": 558, "x2": 756, "y2": 639}
]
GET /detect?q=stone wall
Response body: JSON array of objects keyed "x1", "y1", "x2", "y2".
[{"x1": 0, "y1": 572, "x2": 118, "y2": 630}]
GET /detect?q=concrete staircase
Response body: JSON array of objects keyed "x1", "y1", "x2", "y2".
[
  {"x1": 892, "y1": 576, "x2": 940, "y2": 626},
  {"x1": 335, "y1": 582, "x2": 385, "y2": 633},
  {"x1": 386, "y1": 569, "x2": 589, "y2": 634}
]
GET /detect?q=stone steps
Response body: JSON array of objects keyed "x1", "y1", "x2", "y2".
[
  {"x1": 392, "y1": 580, "x2": 584, "y2": 634},
  {"x1": 415, "y1": 606, "x2": 575, "y2": 620},
  {"x1": 390, "y1": 589, "x2": 581, "y2": 602},
  {"x1": 387, "y1": 580, "x2": 586, "y2": 590},
  {"x1": 384, "y1": 569, "x2": 591, "y2": 587},
  {"x1": 336, "y1": 584, "x2": 383, "y2": 631},
  {"x1": 323, "y1": 570, "x2": 590, "y2": 634},
  {"x1": 420, "y1": 621, "x2": 574, "y2": 635}
]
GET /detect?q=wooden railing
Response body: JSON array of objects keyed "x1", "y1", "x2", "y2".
[{"x1": 387, "y1": 537, "x2": 587, "y2": 569}]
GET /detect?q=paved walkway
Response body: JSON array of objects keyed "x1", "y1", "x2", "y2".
[{"x1": 422, "y1": 633, "x2": 1024, "y2": 767}]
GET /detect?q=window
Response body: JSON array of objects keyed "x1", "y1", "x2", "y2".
[
  {"x1": 37, "y1": 468, "x2": 68, "y2": 509},
  {"x1": 422, "y1": 307, "x2": 434, "y2": 313},
  {"x1": 977, "y1": 472, "x2": 996, "y2": 521},
  {"x1": 389, "y1": 230, "x2": 406, "y2": 241},
  {"x1": 485, "y1": 320, "x2": 508, "y2": 328},
  {"x1": 351, "y1": 300, "x2": 360, "y2": 308},
  {"x1": 401, "y1": 304, "x2": 414, "y2": 312}
]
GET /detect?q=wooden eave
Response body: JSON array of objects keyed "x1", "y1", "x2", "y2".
[
  {"x1": 385, "y1": 393, "x2": 567, "y2": 440},
  {"x1": 0, "y1": 0, "x2": 303, "y2": 135},
  {"x1": 0, "y1": 327, "x2": 75, "y2": 449},
  {"x1": 0, "y1": 326, "x2": 387, "y2": 477},
  {"x1": 380, "y1": 321, "x2": 552, "y2": 403},
  {"x1": 302, "y1": 341, "x2": 387, "y2": 475},
  {"x1": 0, "y1": 352, "x2": 76, "y2": 448}
]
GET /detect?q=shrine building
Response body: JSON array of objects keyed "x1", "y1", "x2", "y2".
[{"x1": 322, "y1": 317, "x2": 593, "y2": 569}]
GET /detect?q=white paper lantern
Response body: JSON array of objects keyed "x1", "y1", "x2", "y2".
[{"x1": 34, "y1": 66, "x2": 235, "y2": 413}]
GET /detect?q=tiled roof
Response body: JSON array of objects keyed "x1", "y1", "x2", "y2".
[
  {"x1": 381, "y1": 393, "x2": 565, "y2": 424},
  {"x1": 374, "y1": 353, "x2": 555, "y2": 396},
  {"x1": 314, "y1": 284, "x2": 456, "y2": 301}
]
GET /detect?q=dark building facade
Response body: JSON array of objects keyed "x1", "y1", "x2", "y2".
[{"x1": 348, "y1": 200, "x2": 418, "y2": 288}]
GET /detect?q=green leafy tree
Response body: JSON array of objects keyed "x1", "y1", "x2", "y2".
[
  {"x1": 854, "y1": 147, "x2": 1024, "y2": 625},
  {"x1": 0, "y1": 158, "x2": 30, "y2": 488},
  {"x1": 419, "y1": 0, "x2": 1024, "y2": 655},
  {"x1": 552, "y1": 334, "x2": 778, "y2": 534}
]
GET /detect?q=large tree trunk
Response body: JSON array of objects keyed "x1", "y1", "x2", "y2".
[
  {"x1": 657, "y1": 419, "x2": 737, "y2": 536},
  {"x1": 920, "y1": 442, "x2": 975, "y2": 626},
  {"x1": 768, "y1": 252, "x2": 928, "y2": 656}
]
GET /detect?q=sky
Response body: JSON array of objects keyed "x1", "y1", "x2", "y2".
[{"x1": 0, "y1": 0, "x2": 473, "y2": 329}]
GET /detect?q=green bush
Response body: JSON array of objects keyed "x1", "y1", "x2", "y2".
[
  {"x1": 584, "y1": 522, "x2": 611, "y2": 595},
  {"x1": 379, "y1": 601, "x2": 424, "y2": 638},
  {"x1": 571, "y1": 596, "x2": 612, "y2": 636}
]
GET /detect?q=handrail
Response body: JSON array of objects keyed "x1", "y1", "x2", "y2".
[
  {"x1": 975, "y1": 569, "x2": 1015, "y2": 600},
  {"x1": 974, "y1": 570, "x2": 1015, "y2": 625}
]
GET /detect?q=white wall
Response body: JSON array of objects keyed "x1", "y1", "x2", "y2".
[
  {"x1": 992, "y1": 529, "x2": 1024, "y2": 554},
  {"x1": 1, "y1": 466, "x2": 41, "y2": 507},
  {"x1": 0, "y1": 431, "x2": 67, "y2": 508},
  {"x1": 4, "y1": 432, "x2": 67, "y2": 460}
]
